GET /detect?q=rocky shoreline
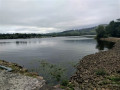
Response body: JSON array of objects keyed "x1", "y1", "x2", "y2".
[
  {"x1": 71, "y1": 38, "x2": 120, "y2": 90},
  {"x1": 0, "y1": 60, "x2": 42, "y2": 77},
  {"x1": 101, "y1": 37, "x2": 120, "y2": 42},
  {"x1": 0, "y1": 60, "x2": 63, "y2": 90},
  {"x1": 0, "y1": 60, "x2": 47, "y2": 90},
  {"x1": 0, "y1": 70, "x2": 45, "y2": 90}
]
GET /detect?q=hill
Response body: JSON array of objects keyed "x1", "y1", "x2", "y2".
[
  {"x1": 0, "y1": 27, "x2": 97, "y2": 39},
  {"x1": 45, "y1": 27, "x2": 96, "y2": 36}
]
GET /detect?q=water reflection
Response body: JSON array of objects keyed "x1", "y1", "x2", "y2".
[
  {"x1": 16, "y1": 41, "x2": 28, "y2": 45},
  {"x1": 0, "y1": 42, "x2": 11, "y2": 44},
  {"x1": 96, "y1": 40, "x2": 115, "y2": 50},
  {"x1": 64, "y1": 38, "x2": 94, "y2": 43},
  {"x1": 0, "y1": 37, "x2": 99, "y2": 84}
]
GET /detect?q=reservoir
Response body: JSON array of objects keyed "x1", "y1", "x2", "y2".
[{"x1": 0, "y1": 36, "x2": 114, "y2": 84}]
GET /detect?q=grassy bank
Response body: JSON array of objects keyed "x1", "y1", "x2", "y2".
[{"x1": 0, "y1": 60, "x2": 43, "y2": 78}]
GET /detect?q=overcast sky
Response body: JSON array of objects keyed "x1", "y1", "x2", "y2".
[{"x1": 0, "y1": 0, "x2": 120, "y2": 33}]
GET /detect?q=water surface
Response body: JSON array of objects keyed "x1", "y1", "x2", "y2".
[{"x1": 0, "y1": 36, "x2": 114, "y2": 84}]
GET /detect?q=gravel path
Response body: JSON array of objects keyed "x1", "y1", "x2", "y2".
[{"x1": 0, "y1": 70, "x2": 45, "y2": 90}]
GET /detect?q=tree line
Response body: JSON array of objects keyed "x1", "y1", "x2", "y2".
[
  {"x1": 96, "y1": 19, "x2": 120, "y2": 38},
  {"x1": 0, "y1": 33, "x2": 42, "y2": 39},
  {"x1": 0, "y1": 27, "x2": 96, "y2": 39},
  {"x1": 1, "y1": 19, "x2": 119, "y2": 39}
]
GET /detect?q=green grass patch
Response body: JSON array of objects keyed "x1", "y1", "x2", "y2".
[
  {"x1": 95, "y1": 69, "x2": 107, "y2": 76},
  {"x1": 108, "y1": 76, "x2": 120, "y2": 82},
  {"x1": 60, "y1": 80, "x2": 75, "y2": 90},
  {"x1": 99, "y1": 80, "x2": 111, "y2": 85}
]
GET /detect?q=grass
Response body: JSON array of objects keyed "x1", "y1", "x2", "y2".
[
  {"x1": 98, "y1": 80, "x2": 111, "y2": 85},
  {"x1": 99, "y1": 75, "x2": 120, "y2": 86},
  {"x1": 95, "y1": 69, "x2": 107, "y2": 76},
  {"x1": 61, "y1": 80, "x2": 69, "y2": 86},
  {"x1": 0, "y1": 60, "x2": 39, "y2": 78},
  {"x1": 60, "y1": 80, "x2": 75, "y2": 90},
  {"x1": 107, "y1": 75, "x2": 120, "y2": 83}
]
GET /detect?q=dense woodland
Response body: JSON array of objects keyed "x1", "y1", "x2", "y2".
[{"x1": 96, "y1": 19, "x2": 120, "y2": 38}]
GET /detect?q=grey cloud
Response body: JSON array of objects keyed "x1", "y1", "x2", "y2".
[{"x1": 0, "y1": 0, "x2": 120, "y2": 33}]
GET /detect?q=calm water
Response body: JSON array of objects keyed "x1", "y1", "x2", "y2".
[{"x1": 0, "y1": 36, "x2": 114, "y2": 84}]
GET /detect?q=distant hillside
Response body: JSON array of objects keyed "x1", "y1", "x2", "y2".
[
  {"x1": 0, "y1": 27, "x2": 97, "y2": 39},
  {"x1": 45, "y1": 27, "x2": 97, "y2": 36}
]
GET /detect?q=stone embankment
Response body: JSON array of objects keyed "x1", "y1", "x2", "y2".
[{"x1": 71, "y1": 38, "x2": 120, "y2": 90}]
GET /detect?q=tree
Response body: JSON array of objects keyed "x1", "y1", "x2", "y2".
[
  {"x1": 116, "y1": 25, "x2": 120, "y2": 37},
  {"x1": 96, "y1": 19, "x2": 120, "y2": 38},
  {"x1": 117, "y1": 18, "x2": 120, "y2": 22},
  {"x1": 96, "y1": 25, "x2": 106, "y2": 38}
]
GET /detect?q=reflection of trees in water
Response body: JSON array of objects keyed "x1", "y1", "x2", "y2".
[
  {"x1": 16, "y1": 41, "x2": 28, "y2": 45},
  {"x1": 64, "y1": 39, "x2": 94, "y2": 43},
  {"x1": 15, "y1": 40, "x2": 42, "y2": 45},
  {"x1": 96, "y1": 40, "x2": 115, "y2": 50},
  {"x1": 0, "y1": 42, "x2": 11, "y2": 44},
  {"x1": 0, "y1": 40, "x2": 42, "y2": 46}
]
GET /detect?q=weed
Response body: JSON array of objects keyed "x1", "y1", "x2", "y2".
[
  {"x1": 95, "y1": 69, "x2": 107, "y2": 76},
  {"x1": 108, "y1": 76, "x2": 120, "y2": 82}
]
